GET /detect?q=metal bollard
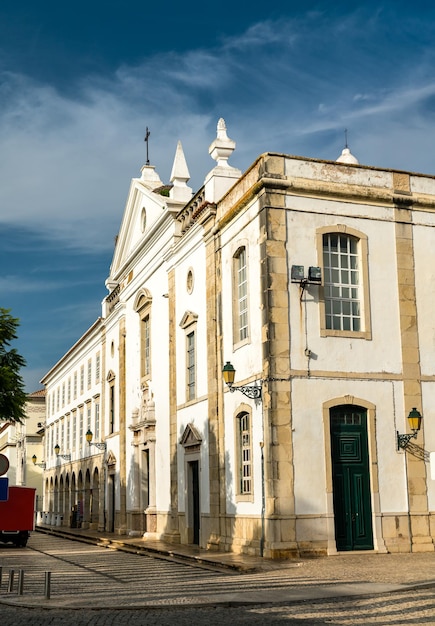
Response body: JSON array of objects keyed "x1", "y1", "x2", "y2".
[
  {"x1": 7, "y1": 570, "x2": 14, "y2": 593},
  {"x1": 18, "y1": 569, "x2": 24, "y2": 595},
  {"x1": 44, "y1": 571, "x2": 51, "y2": 600}
]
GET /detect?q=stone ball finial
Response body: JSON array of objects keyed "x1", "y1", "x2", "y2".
[{"x1": 336, "y1": 147, "x2": 359, "y2": 165}]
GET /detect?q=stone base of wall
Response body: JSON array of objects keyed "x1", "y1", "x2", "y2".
[
  {"x1": 121, "y1": 508, "x2": 435, "y2": 557},
  {"x1": 126, "y1": 510, "x2": 144, "y2": 535},
  {"x1": 381, "y1": 512, "x2": 435, "y2": 553}
]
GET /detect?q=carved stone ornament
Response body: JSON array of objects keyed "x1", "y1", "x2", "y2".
[
  {"x1": 106, "y1": 451, "x2": 117, "y2": 467},
  {"x1": 129, "y1": 383, "x2": 156, "y2": 444},
  {"x1": 179, "y1": 423, "x2": 202, "y2": 453}
]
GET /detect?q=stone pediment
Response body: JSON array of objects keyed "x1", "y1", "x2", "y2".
[
  {"x1": 133, "y1": 288, "x2": 152, "y2": 312},
  {"x1": 179, "y1": 423, "x2": 202, "y2": 449},
  {"x1": 109, "y1": 177, "x2": 169, "y2": 279},
  {"x1": 179, "y1": 311, "x2": 198, "y2": 329},
  {"x1": 106, "y1": 451, "x2": 117, "y2": 467}
]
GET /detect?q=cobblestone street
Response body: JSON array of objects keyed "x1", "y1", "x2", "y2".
[
  {"x1": 1, "y1": 532, "x2": 435, "y2": 623},
  {"x1": 1, "y1": 588, "x2": 435, "y2": 625}
]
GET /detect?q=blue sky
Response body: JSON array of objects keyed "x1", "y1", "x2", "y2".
[{"x1": 2, "y1": 1, "x2": 435, "y2": 391}]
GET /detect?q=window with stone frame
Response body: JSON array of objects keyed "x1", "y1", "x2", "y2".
[
  {"x1": 186, "y1": 330, "x2": 196, "y2": 402},
  {"x1": 318, "y1": 226, "x2": 371, "y2": 340},
  {"x1": 233, "y1": 246, "x2": 249, "y2": 344},
  {"x1": 72, "y1": 410, "x2": 77, "y2": 450},
  {"x1": 95, "y1": 352, "x2": 101, "y2": 384},
  {"x1": 179, "y1": 311, "x2": 198, "y2": 403},
  {"x1": 323, "y1": 233, "x2": 360, "y2": 331},
  {"x1": 94, "y1": 399, "x2": 100, "y2": 440},
  {"x1": 134, "y1": 289, "x2": 153, "y2": 382},
  {"x1": 236, "y1": 410, "x2": 253, "y2": 498}
]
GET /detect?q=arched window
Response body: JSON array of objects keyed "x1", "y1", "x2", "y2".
[
  {"x1": 323, "y1": 233, "x2": 360, "y2": 332},
  {"x1": 318, "y1": 226, "x2": 371, "y2": 340},
  {"x1": 233, "y1": 246, "x2": 249, "y2": 344},
  {"x1": 236, "y1": 410, "x2": 253, "y2": 498}
]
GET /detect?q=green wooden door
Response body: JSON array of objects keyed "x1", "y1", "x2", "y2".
[{"x1": 330, "y1": 405, "x2": 374, "y2": 551}]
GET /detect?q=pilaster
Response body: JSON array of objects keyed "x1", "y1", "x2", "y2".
[
  {"x1": 166, "y1": 268, "x2": 180, "y2": 542},
  {"x1": 201, "y1": 206, "x2": 223, "y2": 549},
  {"x1": 118, "y1": 316, "x2": 127, "y2": 533},
  {"x1": 259, "y1": 178, "x2": 297, "y2": 557},
  {"x1": 394, "y1": 200, "x2": 433, "y2": 551}
]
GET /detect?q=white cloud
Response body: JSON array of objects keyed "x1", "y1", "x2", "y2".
[
  {"x1": 0, "y1": 275, "x2": 64, "y2": 294},
  {"x1": 1, "y1": 10, "x2": 435, "y2": 253}
]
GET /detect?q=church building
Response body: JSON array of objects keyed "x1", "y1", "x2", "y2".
[{"x1": 41, "y1": 119, "x2": 435, "y2": 557}]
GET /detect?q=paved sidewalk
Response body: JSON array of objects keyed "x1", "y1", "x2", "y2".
[
  {"x1": 35, "y1": 523, "x2": 435, "y2": 585},
  {"x1": 1, "y1": 525, "x2": 435, "y2": 610},
  {"x1": 35, "y1": 523, "x2": 271, "y2": 573},
  {"x1": 34, "y1": 524, "x2": 435, "y2": 587}
]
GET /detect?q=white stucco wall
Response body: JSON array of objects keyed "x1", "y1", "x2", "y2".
[
  {"x1": 292, "y1": 378, "x2": 409, "y2": 515},
  {"x1": 286, "y1": 198, "x2": 402, "y2": 375}
]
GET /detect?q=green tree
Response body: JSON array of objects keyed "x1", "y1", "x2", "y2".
[{"x1": 0, "y1": 308, "x2": 27, "y2": 423}]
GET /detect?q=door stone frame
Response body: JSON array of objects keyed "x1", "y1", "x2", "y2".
[
  {"x1": 180, "y1": 423, "x2": 202, "y2": 546},
  {"x1": 322, "y1": 396, "x2": 386, "y2": 554}
]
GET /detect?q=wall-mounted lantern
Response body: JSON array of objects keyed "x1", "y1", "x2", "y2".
[
  {"x1": 397, "y1": 408, "x2": 423, "y2": 450},
  {"x1": 86, "y1": 429, "x2": 107, "y2": 450},
  {"x1": 32, "y1": 455, "x2": 46, "y2": 469},
  {"x1": 222, "y1": 361, "x2": 262, "y2": 402},
  {"x1": 54, "y1": 444, "x2": 71, "y2": 461}
]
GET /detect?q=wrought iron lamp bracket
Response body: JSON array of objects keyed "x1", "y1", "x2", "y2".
[
  {"x1": 89, "y1": 441, "x2": 107, "y2": 450},
  {"x1": 397, "y1": 430, "x2": 418, "y2": 450},
  {"x1": 229, "y1": 383, "x2": 262, "y2": 402}
]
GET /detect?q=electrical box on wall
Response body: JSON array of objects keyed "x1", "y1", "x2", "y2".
[
  {"x1": 308, "y1": 266, "x2": 322, "y2": 283},
  {"x1": 291, "y1": 265, "x2": 322, "y2": 285},
  {"x1": 291, "y1": 265, "x2": 305, "y2": 282}
]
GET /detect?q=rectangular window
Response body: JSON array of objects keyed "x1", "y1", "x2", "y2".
[
  {"x1": 95, "y1": 353, "x2": 100, "y2": 384},
  {"x1": 79, "y1": 408, "x2": 83, "y2": 449},
  {"x1": 56, "y1": 388, "x2": 60, "y2": 411},
  {"x1": 80, "y1": 365, "x2": 84, "y2": 394},
  {"x1": 87, "y1": 359, "x2": 92, "y2": 389},
  {"x1": 62, "y1": 383, "x2": 65, "y2": 407},
  {"x1": 238, "y1": 413, "x2": 252, "y2": 494},
  {"x1": 109, "y1": 385, "x2": 115, "y2": 434},
  {"x1": 73, "y1": 372, "x2": 77, "y2": 399},
  {"x1": 186, "y1": 331, "x2": 195, "y2": 401},
  {"x1": 323, "y1": 234, "x2": 361, "y2": 332},
  {"x1": 87, "y1": 404, "x2": 91, "y2": 432},
  {"x1": 144, "y1": 315, "x2": 151, "y2": 377},
  {"x1": 66, "y1": 415, "x2": 70, "y2": 451},
  {"x1": 95, "y1": 401, "x2": 100, "y2": 440},
  {"x1": 236, "y1": 248, "x2": 248, "y2": 342},
  {"x1": 72, "y1": 411, "x2": 77, "y2": 451},
  {"x1": 67, "y1": 378, "x2": 71, "y2": 404}
]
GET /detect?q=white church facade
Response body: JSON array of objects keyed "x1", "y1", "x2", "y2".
[{"x1": 41, "y1": 120, "x2": 435, "y2": 557}]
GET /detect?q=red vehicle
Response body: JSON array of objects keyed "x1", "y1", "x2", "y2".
[{"x1": 0, "y1": 485, "x2": 36, "y2": 547}]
